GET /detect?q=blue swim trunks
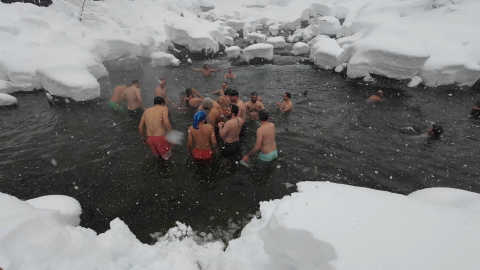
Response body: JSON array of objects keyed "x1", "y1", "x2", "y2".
[{"x1": 259, "y1": 149, "x2": 278, "y2": 162}]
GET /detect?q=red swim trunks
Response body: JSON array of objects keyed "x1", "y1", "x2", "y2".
[
  {"x1": 192, "y1": 148, "x2": 213, "y2": 161},
  {"x1": 222, "y1": 109, "x2": 227, "y2": 115},
  {"x1": 147, "y1": 136, "x2": 172, "y2": 160}
]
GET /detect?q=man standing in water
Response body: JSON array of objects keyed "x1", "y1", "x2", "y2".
[
  {"x1": 139, "y1": 97, "x2": 173, "y2": 160},
  {"x1": 184, "y1": 88, "x2": 204, "y2": 109},
  {"x1": 210, "y1": 82, "x2": 228, "y2": 96},
  {"x1": 187, "y1": 111, "x2": 217, "y2": 161},
  {"x1": 245, "y1": 92, "x2": 265, "y2": 124},
  {"x1": 218, "y1": 104, "x2": 244, "y2": 156},
  {"x1": 224, "y1": 68, "x2": 236, "y2": 79},
  {"x1": 110, "y1": 84, "x2": 127, "y2": 112},
  {"x1": 277, "y1": 92, "x2": 293, "y2": 113},
  {"x1": 217, "y1": 88, "x2": 232, "y2": 116},
  {"x1": 416, "y1": 124, "x2": 444, "y2": 139},
  {"x1": 189, "y1": 64, "x2": 221, "y2": 77},
  {"x1": 242, "y1": 110, "x2": 278, "y2": 162},
  {"x1": 228, "y1": 90, "x2": 246, "y2": 121},
  {"x1": 154, "y1": 78, "x2": 173, "y2": 106},
  {"x1": 200, "y1": 98, "x2": 223, "y2": 128},
  {"x1": 367, "y1": 90, "x2": 384, "y2": 102},
  {"x1": 119, "y1": 80, "x2": 144, "y2": 122}
]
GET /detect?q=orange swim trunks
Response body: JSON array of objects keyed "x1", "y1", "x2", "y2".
[
  {"x1": 147, "y1": 136, "x2": 172, "y2": 160},
  {"x1": 192, "y1": 148, "x2": 213, "y2": 161}
]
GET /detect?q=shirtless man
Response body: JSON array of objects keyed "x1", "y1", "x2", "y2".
[
  {"x1": 119, "y1": 80, "x2": 144, "y2": 122},
  {"x1": 242, "y1": 110, "x2": 278, "y2": 162},
  {"x1": 224, "y1": 68, "x2": 236, "y2": 79},
  {"x1": 139, "y1": 97, "x2": 173, "y2": 160},
  {"x1": 276, "y1": 92, "x2": 293, "y2": 113},
  {"x1": 218, "y1": 104, "x2": 244, "y2": 156},
  {"x1": 200, "y1": 98, "x2": 223, "y2": 128},
  {"x1": 416, "y1": 124, "x2": 444, "y2": 139},
  {"x1": 367, "y1": 90, "x2": 384, "y2": 102},
  {"x1": 110, "y1": 85, "x2": 128, "y2": 112},
  {"x1": 154, "y1": 78, "x2": 173, "y2": 106},
  {"x1": 187, "y1": 111, "x2": 217, "y2": 161},
  {"x1": 184, "y1": 88, "x2": 204, "y2": 109},
  {"x1": 189, "y1": 64, "x2": 221, "y2": 77},
  {"x1": 217, "y1": 88, "x2": 232, "y2": 116},
  {"x1": 470, "y1": 99, "x2": 480, "y2": 119},
  {"x1": 228, "y1": 89, "x2": 246, "y2": 121},
  {"x1": 211, "y1": 82, "x2": 228, "y2": 96},
  {"x1": 245, "y1": 92, "x2": 265, "y2": 124}
]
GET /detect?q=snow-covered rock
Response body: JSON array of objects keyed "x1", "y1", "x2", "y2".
[
  {"x1": 92, "y1": 35, "x2": 142, "y2": 62},
  {"x1": 300, "y1": 2, "x2": 336, "y2": 24},
  {"x1": 292, "y1": 42, "x2": 309, "y2": 56},
  {"x1": 27, "y1": 195, "x2": 82, "y2": 226},
  {"x1": 309, "y1": 37, "x2": 343, "y2": 70},
  {"x1": 0, "y1": 93, "x2": 17, "y2": 106},
  {"x1": 225, "y1": 46, "x2": 241, "y2": 59},
  {"x1": 225, "y1": 19, "x2": 245, "y2": 32},
  {"x1": 268, "y1": 25, "x2": 279, "y2": 36},
  {"x1": 243, "y1": 24, "x2": 255, "y2": 37},
  {"x1": 246, "y1": 33, "x2": 267, "y2": 44},
  {"x1": 150, "y1": 52, "x2": 180, "y2": 67},
  {"x1": 0, "y1": 80, "x2": 22, "y2": 95},
  {"x1": 36, "y1": 65, "x2": 101, "y2": 101},
  {"x1": 287, "y1": 24, "x2": 320, "y2": 43},
  {"x1": 266, "y1": 36, "x2": 286, "y2": 49},
  {"x1": 419, "y1": 59, "x2": 480, "y2": 87},
  {"x1": 165, "y1": 17, "x2": 220, "y2": 53},
  {"x1": 318, "y1": 16, "x2": 341, "y2": 36},
  {"x1": 224, "y1": 36, "x2": 234, "y2": 46},
  {"x1": 243, "y1": 44, "x2": 274, "y2": 62},
  {"x1": 408, "y1": 76, "x2": 422, "y2": 87}
]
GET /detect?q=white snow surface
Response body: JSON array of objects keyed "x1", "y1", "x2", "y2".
[
  {"x1": 150, "y1": 52, "x2": 181, "y2": 67},
  {"x1": 310, "y1": 37, "x2": 343, "y2": 70},
  {"x1": 243, "y1": 44, "x2": 274, "y2": 62},
  {"x1": 246, "y1": 33, "x2": 267, "y2": 44},
  {"x1": 266, "y1": 36, "x2": 286, "y2": 49},
  {"x1": 0, "y1": 93, "x2": 17, "y2": 106},
  {"x1": 292, "y1": 42, "x2": 309, "y2": 55},
  {"x1": 27, "y1": 195, "x2": 82, "y2": 226},
  {"x1": 212, "y1": 182, "x2": 480, "y2": 270},
  {"x1": 225, "y1": 46, "x2": 242, "y2": 59},
  {"x1": 408, "y1": 187, "x2": 480, "y2": 214}
]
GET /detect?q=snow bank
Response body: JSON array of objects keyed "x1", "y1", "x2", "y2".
[
  {"x1": 36, "y1": 65, "x2": 101, "y2": 101},
  {"x1": 292, "y1": 42, "x2": 309, "y2": 55},
  {"x1": 150, "y1": 52, "x2": 181, "y2": 67},
  {"x1": 27, "y1": 195, "x2": 82, "y2": 226},
  {"x1": 0, "y1": 93, "x2": 17, "y2": 106},
  {"x1": 408, "y1": 187, "x2": 480, "y2": 214},
  {"x1": 310, "y1": 37, "x2": 343, "y2": 70},
  {"x1": 266, "y1": 36, "x2": 286, "y2": 49},
  {"x1": 243, "y1": 44, "x2": 274, "y2": 62},
  {"x1": 246, "y1": 33, "x2": 267, "y2": 44},
  {"x1": 0, "y1": 192, "x2": 224, "y2": 270},
  {"x1": 165, "y1": 16, "x2": 220, "y2": 53},
  {"x1": 214, "y1": 182, "x2": 480, "y2": 270},
  {"x1": 225, "y1": 46, "x2": 241, "y2": 59}
]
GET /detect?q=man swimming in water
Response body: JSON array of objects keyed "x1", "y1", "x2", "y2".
[
  {"x1": 184, "y1": 88, "x2": 204, "y2": 109},
  {"x1": 470, "y1": 99, "x2": 480, "y2": 119},
  {"x1": 154, "y1": 78, "x2": 173, "y2": 106},
  {"x1": 187, "y1": 111, "x2": 217, "y2": 161},
  {"x1": 276, "y1": 92, "x2": 293, "y2": 113},
  {"x1": 119, "y1": 80, "x2": 144, "y2": 122},
  {"x1": 228, "y1": 89, "x2": 246, "y2": 121},
  {"x1": 367, "y1": 90, "x2": 384, "y2": 102},
  {"x1": 242, "y1": 110, "x2": 278, "y2": 162},
  {"x1": 189, "y1": 64, "x2": 221, "y2": 77},
  {"x1": 110, "y1": 84, "x2": 127, "y2": 112},
  {"x1": 416, "y1": 124, "x2": 444, "y2": 139},
  {"x1": 217, "y1": 88, "x2": 232, "y2": 117},
  {"x1": 139, "y1": 97, "x2": 173, "y2": 160},
  {"x1": 199, "y1": 98, "x2": 223, "y2": 128},
  {"x1": 211, "y1": 82, "x2": 228, "y2": 96},
  {"x1": 245, "y1": 92, "x2": 265, "y2": 124},
  {"x1": 218, "y1": 104, "x2": 244, "y2": 156},
  {"x1": 224, "y1": 68, "x2": 236, "y2": 79}
]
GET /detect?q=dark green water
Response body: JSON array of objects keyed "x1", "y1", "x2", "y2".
[{"x1": 1, "y1": 56, "x2": 479, "y2": 243}]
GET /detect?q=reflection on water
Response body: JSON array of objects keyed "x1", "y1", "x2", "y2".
[{"x1": 1, "y1": 57, "x2": 480, "y2": 242}]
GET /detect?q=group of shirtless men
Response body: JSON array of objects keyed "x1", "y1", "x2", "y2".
[{"x1": 109, "y1": 64, "x2": 293, "y2": 163}]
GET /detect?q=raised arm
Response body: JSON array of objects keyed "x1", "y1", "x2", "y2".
[
  {"x1": 218, "y1": 121, "x2": 229, "y2": 139},
  {"x1": 212, "y1": 69, "x2": 222, "y2": 73},
  {"x1": 192, "y1": 88, "x2": 204, "y2": 99},
  {"x1": 242, "y1": 130, "x2": 263, "y2": 162}
]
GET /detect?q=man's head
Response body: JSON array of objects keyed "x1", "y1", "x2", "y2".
[
  {"x1": 258, "y1": 109, "x2": 269, "y2": 122},
  {"x1": 228, "y1": 68, "x2": 232, "y2": 74},
  {"x1": 227, "y1": 104, "x2": 239, "y2": 118},
  {"x1": 154, "y1": 96, "x2": 165, "y2": 105},
  {"x1": 224, "y1": 88, "x2": 231, "y2": 96},
  {"x1": 193, "y1": 111, "x2": 207, "y2": 129},
  {"x1": 222, "y1": 82, "x2": 227, "y2": 89},
  {"x1": 428, "y1": 124, "x2": 444, "y2": 138},
  {"x1": 377, "y1": 90, "x2": 384, "y2": 98},
  {"x1": 204, "y1": 64, "x2": 209, "y2": 69},
  {"x1": 283, "y1": 92, "x2": 291, "y2": 101},
  {"x1": 228, "y1": 89, "x2": 239, "y2": 103},
  {"x1": 202, "y1": 98, "x2": 214, "y2": 109},
  {"x1": 132, "y1": 79, "x2": 141, "y2": 87},
  {"x1": 159, "y1": 78, "x2": 166, "y2": 87},
  {"x1": 250, "y1": 92, "x2": 258, "y2": 103},
  {"x1": 185, "y1": 88, "x2": 193, "y2": 97}
]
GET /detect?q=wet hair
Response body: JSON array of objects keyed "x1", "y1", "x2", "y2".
[
  {"x1": 285, "y1": 92, "x2": 291, "y2": 99},
  {"x1": 203, "y1": 64, "x2": 208, "y2": 68},
  {"x1": 132, "y1": 79, "x2": 140, "y2": 84},
  {"x1": 251, "y1": 92, "x2": 258, "y2": 97},
  {"x1": 154, "y1": 96, "x2": 165, "y2": 105},
  {"x1": 228, "y1": 89, "x2": 239, "y2": 97},
  {"x1": 222, "y1": 82, "x2": 228, "y2": 85},
  {"x1": 377, "y1": 90, "x2": 384, "y2": 95},
  {"x1": 258, "y1": 109, "x2": 269, "y2": 121},
  {"x1": 185, "y1": 88, "x2": 193, "y2": 96},
  {"x1": 224, "y1": 88, "x2": 231, "y2": 96},
  {"x1": 159, "y1": 78, "x2": 166, "y2": 81},
  {"x1": 230, "y1": 104, "x2": 239, "y2": 116},
  {"x1": 432, "y1": 124, "x2": 444, "y2": 137}
]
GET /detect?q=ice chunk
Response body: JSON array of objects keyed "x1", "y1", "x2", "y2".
[
  {"x1": 335, "y1": 63, "x2": 348, "y2": 73},
  {"x1": 243, "y1": 44, "x2": 274, "y2": 62},
  {"x1": 36, "y1": 65, "x2": 100, "y2": 101},
  {"x1": 150, "y1": 52, "x2": 181, "y2": 67},
  {"x1": 91, "y1": 35, "x2": 142, "y2": 62},
  {"x1": 408, "y1": 76, "x2": 422, "y2": 87},
  {"x1": 266, "y1": 36, "x2": 286, "y2": 49},
  {"x1": 226, "y1": 46, "x2": 242, "y2": 59},
  {"x1": 0, "y1": 93, "x2": 17, "y2": 106},
  {"x1": 292, "y1": 42, "x2": 309, "y2": 56},
  {"x1": 27, "y1": 195, "x2": 81, "y2": 226},
  {"x1": 246, "y1": 33, "x2": 266, "y2": 44}
]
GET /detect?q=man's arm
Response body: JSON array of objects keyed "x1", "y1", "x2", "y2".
[
  {"x1": 187, "y1": 128, "x2": 193, "y2": 154},
  {"x1": 192, "y1": 88, "x2": 204, "y2": 99},
  {"x1": 211, "y1": 89, "x2": 222, "y2": 95},
  {"x1": 242, "y1": 130, "x2": 263, "y2": 162},
  {"x1": 210, "y1": 126, "x2": 217, "y2": 151},
  {"x1": 218, "y1": 121, "x2": 229, "y2": 138},
  {"x1": 189, "y1": 66, "x2": 203, "y2": 71},
  {"x1": 136, "y1": 88, "x2": 143, "y2": 108},
  {"x1": 259, "y1": 102, "x2": 265, "y2": 110},
  {"x1": 163, "y1": 108, "x2": 172, "y2": 132},
  {"x1": 138, "y1": 114, "x2": 147, "y2": 142},
  {"x1": 212, "y1": 69, "x2": 221, "y2": 73}
]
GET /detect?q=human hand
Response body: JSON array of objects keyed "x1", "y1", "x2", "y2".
[
  {"x1": 242, "y1": 155, "x2": 249, "y2": 162},
  {"x1": 142, "y1": 138, "x2": 148, "y2": 145},
  {"x1": 218, "y1": 122, "x2": 225, "y2": 128},
  {"x1": 276, "y1": 102, "x2": 281, "y2": 107}
]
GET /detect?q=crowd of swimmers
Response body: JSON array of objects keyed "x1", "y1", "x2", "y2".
[{"x1": 109, "y1": 65, "x2": 293, "y2": 163}]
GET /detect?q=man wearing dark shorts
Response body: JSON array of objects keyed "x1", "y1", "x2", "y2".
[
  {"x1": 218, "y1": 104, "x2": 244, "y2": 156},
  {"x1": 119, "y1": 80, "x2": 144, "y2": 123}
]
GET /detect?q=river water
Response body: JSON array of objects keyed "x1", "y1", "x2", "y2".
[{"x1": 1, "y1": 55, "x2": 480, "y2": 243}]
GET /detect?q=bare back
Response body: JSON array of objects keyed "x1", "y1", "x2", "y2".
[
  {"x1": 111, "y1": 86, "x2": 127, "y2": 103},
  {"x1": 207, "y1": 102, "x2": 223, "y2": 127},
  {"x1": 188, "y1": 124, "x2": 215, "y2": 150},
  {"x1": 245, "y1": 101, "x2": 265, "y2": 120},
  {"x1": 258, "y1": 122, "x2": 276, "y2": 154},
  {"x1": 141, "y1": 106, "x2": 169, "y2": 136},
  {"x1": 123, "y1": 86, "x2": 143, "y2": 110},
  {"x1": 234, "y1": 99, "x2": 246, "y2": 121},
  {"x1": 221, "y1": 116, "x2": 243, "y2": 143},
  {"x1": 217, "y1": 95, "x2": 231, "y2": 111}
]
